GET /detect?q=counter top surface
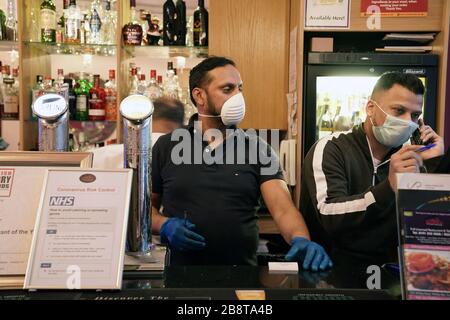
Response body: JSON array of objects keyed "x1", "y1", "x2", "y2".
[{"x1": 0, "y1": 256, "x2": 401, "y2": 300}]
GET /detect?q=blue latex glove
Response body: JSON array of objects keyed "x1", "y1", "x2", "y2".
[
  {"x1": 160, "y1": 218, "x2": 206, "y2": 252},
  {"x1": 285, "y1": 237, "x2": 333, "y2": 272}
]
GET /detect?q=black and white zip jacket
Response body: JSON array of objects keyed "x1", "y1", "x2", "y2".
[{"x1": 300, "y1": 124, "x2": 440, "y2": 264}]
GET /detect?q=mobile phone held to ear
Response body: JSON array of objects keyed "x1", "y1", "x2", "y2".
[{"x1": 411, "y1": 128, "x2": 431, "y2": 146}]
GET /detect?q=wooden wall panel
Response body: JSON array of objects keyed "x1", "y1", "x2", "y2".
[{"x1": 209, "y1": 0, "x2": 290, "y2": 130}]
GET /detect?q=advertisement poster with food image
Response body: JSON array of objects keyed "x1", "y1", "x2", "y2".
[
  {"x1": 396, "y1": 174, "x2": 450, "y2": 300},
  {"x1": 404, "y1": 248, "x2": 450, "y2": 299}
]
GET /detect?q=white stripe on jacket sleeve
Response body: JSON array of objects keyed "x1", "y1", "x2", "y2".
[{"x1": 312, "y1": 132, "x2": 376, "y2": 216}]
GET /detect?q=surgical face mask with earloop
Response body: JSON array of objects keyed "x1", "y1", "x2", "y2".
[
  {"x1": 370, "y1": 100, "x2": 419, "y2": 148},
  {"x1": 199, "y1": 92, "x2": 246, "y2": 126}
]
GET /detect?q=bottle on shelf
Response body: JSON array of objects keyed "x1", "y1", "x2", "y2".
[
  {"x1": 80, "y1": 14, "x2": 89, "y2": 44},
  {"x1": 122, "y1": 0, "x2": 143, "y2": 46},
  {"x1": 175, "y1": 0, "x2": 186, "y2": 46},
  {"x1": 43, "y1": 75, "x2": 54, "y2": 92},
  {"x1": 74, "y1": 72, "x2": 92, "y2": 121},
  {"x1": 1, "y1": 66, "x2": 19, "y2": 120},
  {"x1": 40, "y1": 0, "x2": 57, "y2": 43},
  {"x1": 193, "y1": 0, "x2": 208, "y2": 47},
  {"x1": 164, "y1": 69, "x2": 180, "y2": 100},
  {"x1": 5, "y1": 0, "x2": 17, "y2": 42},
  {"x1": 64, "y1": 0, "x2": 81, "y2": 44},
  {"x1": 89, "y1": 74, "x2": 106, "y2": 121},
  {"x1": 77, "y1": 131, "x2": 88, "y2": 151},
  {"x1": 101, "y1": 0, "x2": 116, "y2": 45},
  {"x1": 55, "y1": 68, "x2": 65, "y2": 88},
  {"x1": 88, "y1": 0, "x2": 103, "y2": 45},
  {"x1": 0, "y1": 9, "x2": 6, "y2": 41},
  {"x1": 163, "y1": 0, "x2": 177, "y2": 46},
  {"x1": 129, "y1": 67, "x2": 139, "y2": 95},
  {"x1": 53, "y1": 69, "x2": 69, "y2": 102},
  {"x1": 104, "y1": 69, "x2": 117, "y2": 121},
  {"x1": 64, "y1": 78, "x2": 77, "y2": 120},
  {"x1": 31, "y1": 75, "x2": 45, "y2": 120},
  {"x1": 146, "y1": 70, "x2": 163, "y2": 101},
  {"x1": 56, "y1": 0, "x2": 69, "y2": 44},
  {"x1": 145, "y1": 14, "x2": 161, "y2": 46},
  {"x1": 137, "y1": 74, "x2": 147, "y2": 95}
]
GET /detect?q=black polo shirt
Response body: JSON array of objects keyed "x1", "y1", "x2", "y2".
[{"x1": 152, "y1": 117, "x2": 284, "y2": 266}]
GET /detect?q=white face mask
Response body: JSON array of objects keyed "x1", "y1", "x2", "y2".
[
  {"x1": 370, "y1": 100, "x2": 419, "y2": 148},
  {"x1": 199, "y1": 92, "x2": 246, "y2": 126}
]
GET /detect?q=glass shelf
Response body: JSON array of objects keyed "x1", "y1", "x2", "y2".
[
  {"x1": 0, "y1": 41, "x2": 19, "y2": 52},
  {"x1": 23, "y1": 41, "x2": 117, "y2": 56},
  {"x1": 123, "y1": 45, "x2": 208, "y2": 59}
]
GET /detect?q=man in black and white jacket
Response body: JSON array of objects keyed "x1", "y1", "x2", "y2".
[{"x1": 300, "y1": 72, "x2": 445, "y2": 265}]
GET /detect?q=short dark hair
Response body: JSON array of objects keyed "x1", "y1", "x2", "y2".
[
  {"x1": 153, "y1": 97, "x2": 185, "y2": 125},
  {"x1": 371, "y1": 72, "x2": 425, "y2": 98},
  {"x1": 189, "y1": 56, "x2": 236, "y2": 105}
]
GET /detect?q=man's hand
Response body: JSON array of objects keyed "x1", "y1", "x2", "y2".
[
  {"x1": 388, "y1": 145, "x2": 424, "y2": 190},
  {"x1": 160, "y1": 218, "x2": 206, "y2": 252},
  {"x1": 285, "y1": 237, "x2": 333, "y2": 272},
  {"x1": 417, "y1": 119, "x2": 445, "y2": 160}
]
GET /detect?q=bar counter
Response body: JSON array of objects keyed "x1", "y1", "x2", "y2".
[{"x1": 0, "y1": 255, "x2": 401, "y2": 300}]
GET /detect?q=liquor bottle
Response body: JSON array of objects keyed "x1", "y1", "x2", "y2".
[
  {"x1": 89, "y1": 74, "x2": 106, "y2": 121},
  {"x1": 164, "y1": 69, "x2": 180, "y2": 100},
  {"x1": 104, "y1": 69, "x2": 117, "y2": 121},
  {"x1": 318, "y1": 103, "x2": 334, "y2": 139},
  {"x1": 78, "y1": 132, "x2": 88, "y2": 151},
  {"x1": 137, "y1": 74, "x2": 147, "y2": 95},
  {"x1": 31, "y1": 75, "x2": 45, "y2": 119},
  {"x1": 40, "y1": 0, "x2": 57, "y2": 43},
  {"x1": 80, "y1": 14, "x2": 89, "y2": 44},
  {"x1": 5, "y1": 0, "x2": 17, "y2": 41},
  {"x1": 145, "y1": 14, "x2": 161, "y2": 46},
  {"x1": 74, "y1": 72, "x2": 91, "y2": 121},
  {"x1": 122, "y1": 0, "x2": 143, "y2": 45},
  {"x1": 146, "y1": 70, "x2": 163, "y2": 101},
  {"x1": 55, "y1": 69, "x2": 65, "y2": 88},
  {"x1": 43, "y1": 75, "x2": 54, "y2": 92},
  {"x1": 54, "y1": 69, "x2": 69, "y2": 102},
  {"x1": 1, "y1": 67, "x2": 19, "y2": 120},
  {"x1": 129, "y1": 67, "x2": 139, "y2": 95},
  {"x1": 88, "y1": 0, "x2": 103, "y2": 44},
  {"x1": 175, "y1": 0, "x2": 186, "y2": 46},
  {"x1": 64, "y1": 78, "x2": 77, "y2": 120},
  {"x1": 64, "y1": 0, "x2": 81, "y2": 44},
  {"x1": 56, "y1": 0, "x2": 68, "y2": 44},
  {"x1": 193, "y1": 0, "x2": 208, "y2": 46},
  {"x1": 101, "y1": 0, "x2": 116, "y2": 45},
  {"x1": 163, "y1": 0, "x2": 177, "y2": 46},
  {"x1": 58, "y1": 0, "x2": 69, "y2": 31},
  {"x1": 0, "y1": 10, "x2": 6, "y2": 41}
]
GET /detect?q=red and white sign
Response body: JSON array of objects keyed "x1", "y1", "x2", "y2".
[
  {"x1": 361, "y1": 0, "x2": 428, "y2": 17},
  {"x1": 0, "y1": 169, "x2": 14, "y2": 197}
]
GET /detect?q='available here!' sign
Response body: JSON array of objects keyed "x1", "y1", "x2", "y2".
[{"x1": 361, "y1": 0, "x2": 428, "y2": 17}]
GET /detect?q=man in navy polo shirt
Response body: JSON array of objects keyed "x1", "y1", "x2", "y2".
[{"x1": 151, "y1": 57, "x2": 332, "y2": 270}]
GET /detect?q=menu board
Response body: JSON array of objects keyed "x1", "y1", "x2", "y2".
[
  {"x1": 24, "y1": 169, "x2": 132, "y2": 290},
  {"x1": 396, "y1": 174, "x2": 450, "y2": 300},
  {"x1": 0, "y1": 167, "x2": 47, "y2": 275}
]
